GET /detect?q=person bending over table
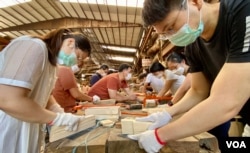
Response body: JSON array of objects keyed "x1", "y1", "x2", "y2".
[{"x1": 88, "y1": 63, "x2": 137, "y2": 102}]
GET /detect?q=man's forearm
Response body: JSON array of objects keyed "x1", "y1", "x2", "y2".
[{"x1": 159, "y1": 96, "x2": 240, "y2": 142}]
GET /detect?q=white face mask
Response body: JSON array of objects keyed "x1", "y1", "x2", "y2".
[
  {"x1": 71, "y1": 64, "x2": 80, "y2": 73},
  {"x1": 165, "y1": 1, "x2": 204, "y2": 46},
  {"x1": 173, "y1": 67, "x2": 185, "y2": 75},
  {"x1": 125, "y1": 73, "x2": 132, "y2": 80},
  {"x1": 156, "y1": 73, "x2": 163, "y2": 78}
]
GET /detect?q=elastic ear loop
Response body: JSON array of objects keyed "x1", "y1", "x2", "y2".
[{"x1": 185, "y1": 0, "x2": 202, "y2": 28}]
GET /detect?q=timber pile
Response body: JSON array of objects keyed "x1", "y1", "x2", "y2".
[
  {"x1": 85, "y1": 106, "x2": 121, "y2": 121},
  {"x1": 49, "y1": 115, "x2": 96, "y2": 142}
]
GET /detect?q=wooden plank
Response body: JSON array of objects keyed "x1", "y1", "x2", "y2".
[
  {"x1": 166, "y1": 137, "x2": 200, "y2": 153},
  {"x1": 85, "y1": 106, "x2": 121, "y2": 121},
  {"x1": 121, "y1": 118, "x2": 153, "y2": 134},
  {"x1": 96, "y1": 99, "x2": 116, "y2": 105},
  {"x1": 194, "y1": 132, "x2": 220, "y2": 153},
  {"x1": 45, "y1": 127, "x2": 110, "y2": 153},
  {"x1": 107, "y1": 128, "x2": 219, "y2": 153},
  {"x1": 107, "y1": 128, "x2": 146, "y2": 153},
  {"x1": 49, "y1": 115, "x2": 96, "y2": 142}
]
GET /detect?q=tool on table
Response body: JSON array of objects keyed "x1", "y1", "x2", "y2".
[
  {"x1": 49, "y1": 115, "x2": 96, "y2": 142},
  {"x1": 143, "y1": 95, "x2": 172, "y2": 108},
  {"x1": 128, "y1": 104, "x2": 143, "y2": 110}
]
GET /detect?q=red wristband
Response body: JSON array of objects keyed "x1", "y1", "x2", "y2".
[{"x1": 155, "y1": 128, "x2": 166, "y2": 145}]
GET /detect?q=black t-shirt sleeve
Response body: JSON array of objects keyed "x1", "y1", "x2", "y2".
[
  {"x1": 184, "y1": 45, "x2": 203, "y2": 73},
  {"x1": 227, "y1": 1, "x2": 250, "y2": 63}
]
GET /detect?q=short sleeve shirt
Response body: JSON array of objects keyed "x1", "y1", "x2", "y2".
[
  {"x1": 145, "y1": 73, "x2": 165, "y2": 93},
  {"x1": 88, "y1": 73, "x2": 128, "y2": 99},
  {"x1": 52, "y1": 66, "x2": 78, "y2": 112},
  {"x1": 0, "y1": 36, "x2": 45, "y2": 89},
  {"x1": 185, "y1": 0, "x2": 250, "y2": 124}
]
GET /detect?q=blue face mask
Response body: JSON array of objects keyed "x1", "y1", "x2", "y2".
[
  {"x1": 168, "y1": 3, "x2": 204, "y2": 47},
  {"x1": 57, "y1": 50, "x2": 77, "y2": 67}
]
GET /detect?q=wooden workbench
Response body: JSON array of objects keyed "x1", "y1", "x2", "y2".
[{"x1": 45, "y1": 125, "x2": 220, "y2": 153}]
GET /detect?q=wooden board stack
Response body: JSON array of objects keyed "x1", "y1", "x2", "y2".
[
  {"x1": 49, "y1": 115, "x2": 96, "y2": 142},
  {"x1": 121, "y1": 118, "x2": 153, "y2": 134},
  {"x1": 95, "y1": 99, "x2": 116, "y2": 105},
  {"x1": 85, "y1": 106, "x2": 121, "y2": 121}
]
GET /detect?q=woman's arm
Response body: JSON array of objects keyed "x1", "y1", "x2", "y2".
[{"x1": 0, "y1": 84, "x2": 56, "y2": 123}]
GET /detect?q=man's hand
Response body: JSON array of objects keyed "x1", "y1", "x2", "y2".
[
  {"x1": 128, "y1": 93, "x2": 137, "y2": 100},
  {"x1": 136, "y1": 110, "x2": 172, "y2": 130},
  {"x1": 128, "y1": 130, "x2": 165, "y2": 153},
  {"x1": 92, "y1": 95, "x2": 101, "y2": 103},
  {"x1": 49, "y1": 113, "x2": 84, "y2": 131}
]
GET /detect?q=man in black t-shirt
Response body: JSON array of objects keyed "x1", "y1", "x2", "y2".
[
  {"x1": 89, "y1": 64, "x2": 109, "y2": 86},
  {"x1": 128, "y1": 0, "x2": 250, "y2": 152}
]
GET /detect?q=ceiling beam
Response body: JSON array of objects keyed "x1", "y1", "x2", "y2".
[
  {"x1": 139, "y1": 26, "x2": 154, "y2": 54},
  {"x1": 0, "y1": 18, "x2": 142, "y2": 32}
]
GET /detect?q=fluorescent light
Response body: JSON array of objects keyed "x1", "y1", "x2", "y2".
[
  {"x1": 0, "y1": 0, "x2": 31, "y2": 8},
  {"x1": 60, "y1": 0, "x2": 144, "y2": 8},
  {"x1": 102, "y1": 45, "x2": 137, "y2": 53},
  {"x1": 111, "y1": 56, "x2": 134, "y2": 62}
]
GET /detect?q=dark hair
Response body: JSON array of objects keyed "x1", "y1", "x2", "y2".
[
  {"x1": 142, "y1": 0, "x2": 186, "y2": 27},
  {"x1": 166, "y1": 52, "x2": 183, "y2": 63},
  {"x1": 74, "y1": 33, "x2": 91, "y2": 56},
  {"x1": 138, "y1": 73, "x2": 147, "y2": 80},
  {"x1": 118, "y1": 63, "x2": 132, "y2": 72},
  {"x1": 100, "y1": 64, "x2": 109, "y2": 70},
  {"x1": 149, "y1": 62, "x2": 165, "y2": 73}
]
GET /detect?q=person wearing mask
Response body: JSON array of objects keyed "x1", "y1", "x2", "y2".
[
  {"x1": 52, "y1": 33, "x2": 100, "y2": 113},
  {"x1": 143, "y1": 62, "x2": 166, "y2": 94},
  {"x1": 90, "y1": 64, "x2": 109, "y2": 86},
  {"x1": 157, "y1": 52, "x2": 186, "y2": 97},
  {"x1": 88, "y1": 63, "x2": 137, "y2": 102},
  {"x1": 0, "y1": 28, "x2": 85, "y2": 153},
  {"x1": 129, "y1": 0, "x2": 250, "y2": 152},
  {"x1": 134, "y1": 73, "x2": 148, "y2": 92}
]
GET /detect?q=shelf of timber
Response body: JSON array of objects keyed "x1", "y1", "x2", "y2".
[{"x1": 45, "y1": 110, "x2": 220, "y2": 153}]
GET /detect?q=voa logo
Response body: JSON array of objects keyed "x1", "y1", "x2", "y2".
[{"x1": 226, "y1": 141, "x2": 246, "y2": 148}]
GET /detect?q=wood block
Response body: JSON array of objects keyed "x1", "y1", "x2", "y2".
[
  {"x1": 133, "y1": 120, "x2": 152, "y2": 134},
  {"x1": 93, "y1": 114, "x2": 120, "y2": 121},
  {"x1": 45, "y1": 127, "x2": 109, "y2": 153},
  {"x1": 107, "y1": 128, "x2": 146, "y2": 153},
  {"x1": 194, "y1": 132, "x2": 220, "y2": 153},
  {"x1": 85, "y1": 106, "x2": 121, "y2": 121},
  {"x1": 85, "y1": 106, "x2": 120, "y2": 115},
  {"x1": 49, "y1": 115, "x2": 96, "y2": 142},
  {"x1": 121, "y1": 118, "x2": 134, "y2": 134},
  {"x1": 96, "y1": 99, "x2": 116, "y2": 105},
  {"x1": 121, "y1": 117, "x2": 153, "y2": 134}
]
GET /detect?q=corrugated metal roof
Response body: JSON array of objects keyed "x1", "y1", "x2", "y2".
[{"x1": 0, "y1": 0, "x2": 146, "y2": 72}]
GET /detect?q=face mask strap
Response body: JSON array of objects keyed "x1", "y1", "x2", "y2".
[
  {"x1": 186, "y1": 0, "x2": 202, "y2": 27},
  {"x1": 184, "y1": 0, "x2": 190, "y2": 25}
]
